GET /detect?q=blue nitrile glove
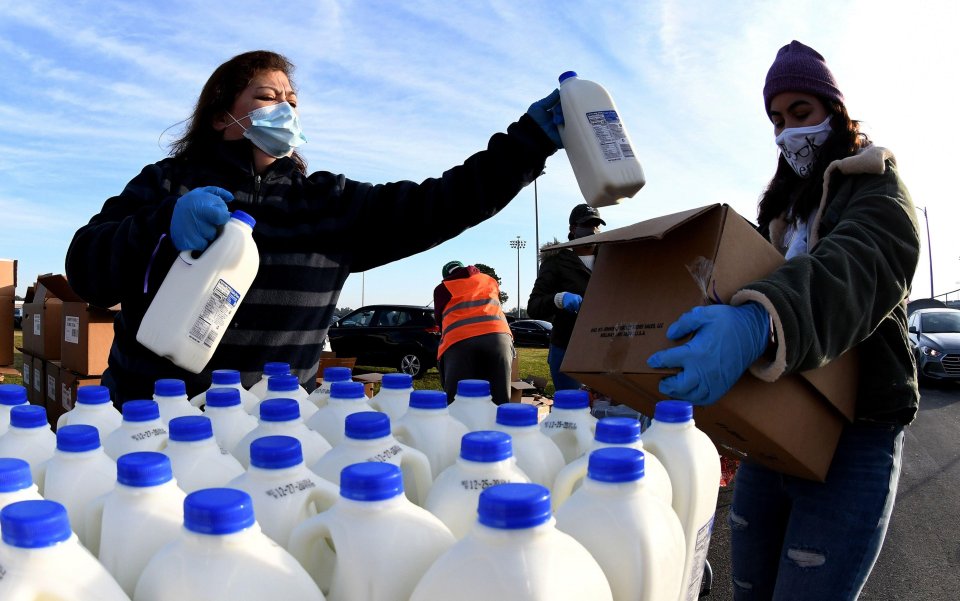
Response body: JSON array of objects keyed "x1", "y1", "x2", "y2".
[
  {"x1": 562, "y1": 292, "x2": 582, "y2": 313},
  {"x1": 170, "y1": 186, "x2": 233, "y2": 251},
  {"x1": 527, "y1": 89, "x2": 564, "y2": 149},
  {"x1": 646, "y1": 303, "x2": 770, "y2": 406}
]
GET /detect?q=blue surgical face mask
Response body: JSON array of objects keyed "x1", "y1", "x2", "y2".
[
  {"x1": 226, "y1": 101, "x2": 307, "y2": 158},
  {"x1": 775, "y1": 114, "x2": 832, "y2": 178}
]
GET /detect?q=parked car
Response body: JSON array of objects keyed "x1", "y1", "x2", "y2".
[
  {"x1": 908, "y1": 307, "x2": 960, "y2": 384},
  {"x1": 509, "y1": 319, "x2": 552, "y2": 348},
  {"x1": 13, "y1": 306, "x2": 22, "y2": 329},
  {"x1": 327, "y1": 305, "x2": 440, "y2": 378}
]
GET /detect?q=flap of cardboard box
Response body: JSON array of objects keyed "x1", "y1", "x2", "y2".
[
  {"x1": 548, "y1": 204, "x2": 722, "y2": 252},
  {"x1": 510, "y1": 380, "x2": 537, "y2": 392},
  {"x1": 35, "y1": 274, "x2": 84, "y2": 303}
]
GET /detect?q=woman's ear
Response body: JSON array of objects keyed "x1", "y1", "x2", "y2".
[{"x1": 212, "y1": 112, "x2": 230, "y2": 132}]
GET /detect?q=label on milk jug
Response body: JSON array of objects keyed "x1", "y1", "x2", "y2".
[
  {"x1": 684, "y1": 514, "x2": 715, "y2": 601},
  {"x1": 586, "y1": 110, "x2": 635, "y2": 162},
  {"x1": 188, "y1": 279, "x2": 241, "y2": 348}
]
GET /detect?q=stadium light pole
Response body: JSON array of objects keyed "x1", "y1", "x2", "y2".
[
  {"x1": 918, "y1": 206, "x2": 934, "y2": 298},
  {"x1": 509, "y1": 236, "x2": 526, "y2": 316}
]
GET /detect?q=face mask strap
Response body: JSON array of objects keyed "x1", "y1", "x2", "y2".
[{"x1": 224, "y1": 111, "x2": 248, "y2": 133}]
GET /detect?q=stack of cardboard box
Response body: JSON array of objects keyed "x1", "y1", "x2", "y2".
[{"x1": 0, "y1": 260, "x2": 16, "y2": 375}]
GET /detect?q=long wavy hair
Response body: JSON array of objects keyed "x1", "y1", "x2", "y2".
[
  {"x1": 169, "y1": 50, "x2": 307, "y2": 173},
  {"x1": 757, "y1": 99, "x2": 869, "y2": 233}
]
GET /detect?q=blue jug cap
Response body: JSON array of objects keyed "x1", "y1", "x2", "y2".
[
  {"x1": 0, "y1": 384, "x2": 28, "y2": 406},
  {"x1": 231, "y1": 210, "x2": 256, "y2": 228},
  {"x1": 595, "y1": 417, "x2": 642, "y2": 444},
  {"x1": 0, "y1": 458, "x2": 33, "y2": 492},
  {"x1": 322, "y1": 366, "x2": 352, "y2": 382},
  {"x1": 340, "y1": 462, "x2": 403, "y2": 501},
  {"x1": 211, "y1": 370, "x2": 241, "y2": 385},
  {"x1": 330, "y1": 381, "x2": 365, "y2": 400},
  {"x1": 267, "y1": 374, "x2": 299, "y2": 392},
  {"x1": 168, "y1": 416, "x2": 213, "y2": 442},
  {"x1": 154, "y1": 379, "x2": 186, "y2": 397},
  {"x1": 478, "y1": 483, "x2": 552, "y2": 530},
  {"x1": 122, "y1": 400, "x2": 160, "y2": 422},
  {"x1": 263, "y1": 362, "x2": 290, "y2": 377},
  {"x1": 56, "y1": 424, "x2": 100, "y2": 452},
  {"x1": 381, "y1": 373, "x2": 412, "y2": 389},
  {"x1": 496, "y1": 403, "x2": 537, "y2": 427},
  {"x1": 552, "y1": 389, "x2": 590, "y2": 410},
  {"x1": 206, "y1": 388, "x2": 241, "y2": 408},
  {"x1": 456, "y1": 379, "x2": 490, "y2": 397},
  {"x1": 10, "y1": 405, "x2": 47, "y2": 429},
  {"x1": 76, "y1": 385, "x2": 111, "y2": 405},
  {"x1": 654, "y1": 400, "x2": 693, "y2": 423},
  {"x1": 1, "y1": 500, "x2": 72, "y2": 548},
  {"x1": 460, "y1": 430, "x2": 513, "y2": 462},
  {"x1": 117, "y1": 452, "x2": 173, "y2": 487},
  {"x1": 183, "y1": 488, "x2": 255, "y2": 535},
  {"x1": 344, "y1": 411, "x2": 390, "y2": 440},
  {"x1": 250, "y1": 435, "x2": 303, "y2": 469},
  {"x1": 409, "y1": 390, "x2": 447, "y2": 410},
  {"x1": 259, "y1": 398, "x2": 300, "y2": 422},
  {"x1": 559, "y1": 71, "x2": 578, "y2": 83},
  {"x1": 587, "y1": 447, "x2": 645, "y2": 483}
]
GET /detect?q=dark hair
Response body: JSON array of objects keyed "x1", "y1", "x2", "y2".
[
  {"x1": 169, "y1": 50, "x2": 307, "y2": 173},
  {"x1": 757, "y1": 99, "x2": 869, "y2": 232}
]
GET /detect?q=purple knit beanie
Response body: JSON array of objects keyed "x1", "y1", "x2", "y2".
[{"x1": 763, "y1": 40, "x2": 844, "y2": 112}]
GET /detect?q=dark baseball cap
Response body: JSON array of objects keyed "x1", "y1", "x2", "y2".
[
  {"x1": 442, "y1": 261, "x2": 464, "y2": 278},
  {"x1": 569, "y1": 204, "x2": 606, "y2": 226}
]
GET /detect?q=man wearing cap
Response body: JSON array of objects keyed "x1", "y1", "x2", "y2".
[
  {"x1": 527, "y1": 203, "x2": 604, "y2": 390},
  {"x1": 432, "y1": 261, "x2": 514, "y2": 404}
]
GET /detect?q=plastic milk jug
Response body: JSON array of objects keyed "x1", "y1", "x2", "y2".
[
  {"x1": 133, "y1": 488, "x2": 324, "y2": 601},
  {"x1": 189, "y1": 369, "x2": 261, "y2": 412},
  {"x1": 163, "y1": 416, "x2": 245, "y2": 493},
  {"x1": 447, "y1": 379, "x2": 497, "y2": 431},
  {"x1": 85, "y1": 452, "x2": 186, "y2": 595},
  {"x1": 227, "y1": 435, "x2": 339, "y2": 549},
  {"x1": 232, "y1": 398, "x2": 332, "y2": 468},
  {"x1": 539, "y1": 388, "x2": 597, "y2": 463},
  {"x1": 411, "y1": 482, "x2": 613, "y2": 601},
  {"x1": 553, "y1": 416, "x2": 672, "y2": 510},
  {"x1": 556, "y1": 447, "x2": 685, "y2": 601},
  {"x1": 152, "y1": 378, "x2": 203, "y2": 425},
  {"x1": 0, "y1": 458, "x2": 43, "y2": 511},
  {"x1": 42, "y1": 425, "x2": 116, "y2": 548},
  {"x1": 102, "y1": 400, "x2": 169, "y2": 460},
  {"x1": 289, "y1": 462, "x2": 454, "y2": 600},
  {"x1": 0, "y1": 384, "x2": 29, "y2": 437},
  {"x1": 642, "y1": 401, "x2": 721, "y2": 601},
  {"x1": 0, "y1": 500, "x2": 131, "y2": 601},
  {"x1": 311, "y1": 411, "x2": 433, "y2": 506},
  {"x1": 262, "y1": 373, "x2": 319, "y2": 419},
  {"x1": 136, "y1": 210, "x2": 259, "y2": 374},
  {"x1": 249, "y1": 361, "x2": 295, "y2": 401},
  {"x1": 56, "y1": 384, "x2": 122, "y2": 439},
  {"x1": 0, "y1": 405, "x2": 56, "y2": 488},
  {"x1": 424, "y1": 430, "x2": 530, "y2": 539},
  {"x1": 492, "y1": 403, "x2": 565, "y2": 492},
  {"x1": 557, "y1": 71, "x2": 645, "y2": 208},
  {"x1": 306, "y1": 380, "x2": 375, "y2": 446},
  {"x1": 202, "y1": 388, "x2": 258, "y2": 453},
  {"x1": 393, "y1": 389, "x2": 469, "y2": 479},
  {"x1": 307, "y1": 365, "x2": 353, "y2": 409},
  {"x1": 367, "y1": 372, "x2": 414, "y2": 422}
]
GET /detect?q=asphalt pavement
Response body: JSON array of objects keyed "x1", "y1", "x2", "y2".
[{"x1": 705, "y1": 382, "x2": 960, "y2": 600}]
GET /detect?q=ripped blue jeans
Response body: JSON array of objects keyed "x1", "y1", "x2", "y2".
[{"x1": 729, "y1": 420, "x2": 904, "y2": 600}]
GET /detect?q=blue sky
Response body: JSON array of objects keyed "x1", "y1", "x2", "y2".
[{"x1": 1, "y1": 0, "x2": 957, "y2": 311}]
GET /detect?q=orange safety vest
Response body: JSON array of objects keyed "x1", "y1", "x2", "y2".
[{"x1": 437, "y1": 273, "x2": 512, "y2": 358}]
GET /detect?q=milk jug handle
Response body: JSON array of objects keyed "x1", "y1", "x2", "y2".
[
  {"x1": 83, "y1": 492, "x2": 108, "y2": 556},
  {"x1": 551, "y1": 461, "x2": 587, "y2": 510},
  {"x1": 306, "y1": 486, "x2": 339, "y2": 518},
  {"x1": 392, "y1": 423, "x2": 411, "y2": 446},
  {"x1": 56, "y1": 412, "x2": 68, "y2": 430},
  {"x1": 288, "y1": 517, "x2": 337, "y2": 591},
  {"x1": 399, "y1": 446, "x2": 433, "y2": 506}
]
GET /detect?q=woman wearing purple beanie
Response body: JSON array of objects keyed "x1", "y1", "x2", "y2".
[{"x1": 648, "y1": 41, "x2": 920, "y2": 599}]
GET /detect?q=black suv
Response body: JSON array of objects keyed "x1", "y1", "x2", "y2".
[{"x1": 327, "y1": 305, "x2": 440, "y2": 378}]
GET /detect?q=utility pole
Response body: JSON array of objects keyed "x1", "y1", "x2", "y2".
[
  {"x1": 509, "y1": 235, "x2": 526, "y2": 316},
  {"x1": 918, "y1": 206, "x2": 934, "y2": 298}
]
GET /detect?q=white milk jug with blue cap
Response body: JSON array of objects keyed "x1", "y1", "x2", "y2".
[
  {"x1": 367, "y1": 372, "x2": 414, "y2": 421},
  {"x1": 85, "y1": 452, "x2": 186, "y2": 595},
  {"x1": 424, "y1": 430, "x2": 530, "y2": 539},
  {"x1": 189, "y1": 369, "x2": 261, "y2": 412},
  {"x1": 163, "y1": 416, "x2": 245, "y2": 493},
  {"x1": 233, "y1": 398, "x2": 332, "y2": 468},
  {"x1": 262, "y1": 373, "x2": 319, "y2": 419},
  {"x1": 0, "y1": 384, "x2": 29, "y2": 436},
  {"x1": 307, "y1": 365, "x2": 353, "y2": 409},
  {"x1": 311, "y1": 411, "x2": 433, "y2": 506},
  {"x1": 289, "y1": 462, "x2": 454, "y2": 600},
  {"x1": 0, "y1": 500, "x2": 131, "y2": 600},
  {"x1": 134, "y1": 487, "x2": 325, "y2": 601},
  {"x1": 556, "y1": 447, "x2": 685, "y2": 601},
  {"x1": 56, "y1": 384, "x2": 122, "y2": 439},
  {"x1": 557, "y1": 71, "x2": 645, "y2": 208},
  {"x1": 539, "y1": 388, "x2": 597, "y2": 463},
  {"x1": 42, "y1": 424, "x2": 116, "y2": 548},
  {"x1": 136, "y1": 210, "x2": 259, "y2": 374},
  {"x1": 203, "y1": 387, "x2": 258, "y2": 454},
  {"x1": 411, "y1": 482, "x2": 613, "y2": 601},
  {"x1": 393, "y1": 389, "x2": 469, "y2": 479},
  {"x1": 152, "y1": 378, "x2": 203, "y2": 424},
  {"x1": 227, "y1": 435, "x2": 339, "y2": 549},
  {"x1": 553, "y1": 416, "x2": 672, "y2": 510},
  {"x1": 306, "y1": 380, "x2": 374, "y2": 446},
  {"x1": 447, "y1": 379, "x2": 497, "y2": 431},
  {"x1": 492, "y1": 403, "x2": 565, "y2": 493},
  {"x1": 102, "y1": 400, "x2": 169, "y2": 460},
  {"x1": 249, "y1": 361, "x2": 298, "y2": 401},
  {"x1": 0, "y1": 404, "x2": 56, "y2": 488},
  {"x1": 0, "y1": 458, "x2": 43, "y2": 511},
  {"x1": 642, "y1": 400, "x2": 721, "y2": 601}
]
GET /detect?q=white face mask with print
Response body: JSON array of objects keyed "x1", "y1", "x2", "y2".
[{"x1": 775, "y1": 115, "x2": 832, "y2": 178}]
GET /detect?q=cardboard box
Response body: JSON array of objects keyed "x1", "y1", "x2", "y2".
[
  {"x1": 61, "y1": 370, "x2": 102, "y2": 414},
  {"x1": 510, "y1": 380, "x2": 537, "y2": 404},
  {"x1": 0, "y1": 295, "x2": 12, "y2": 366},
  {"x1": 44, "y1": 360, "x2": 63, "y2": 427},
  {"x1": 518, "y1": 394, "x2": 553, "y2": 422},
  {"x1": 352, "y1": 372, "x2": 382, "y2": 398},
  {"x1": 61, "y1": 300, "x2": 116, "y2": 376},
  {"x1": 22, "y1": 274, "x2": 67, "y2": 359},
  {"x1": 0, "y1": 259, "x2": 15, "y2": 297},
  {"x1": 556, "y1": 204, "x2": 858, "y2": 481},
  {"x1": 31, "y1": 355, "x2": 45, "y2": 407}
]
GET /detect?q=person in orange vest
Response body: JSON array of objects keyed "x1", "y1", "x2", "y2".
[{"x1": 432, "y1": 261, "x2": 515, "y2": 405}]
